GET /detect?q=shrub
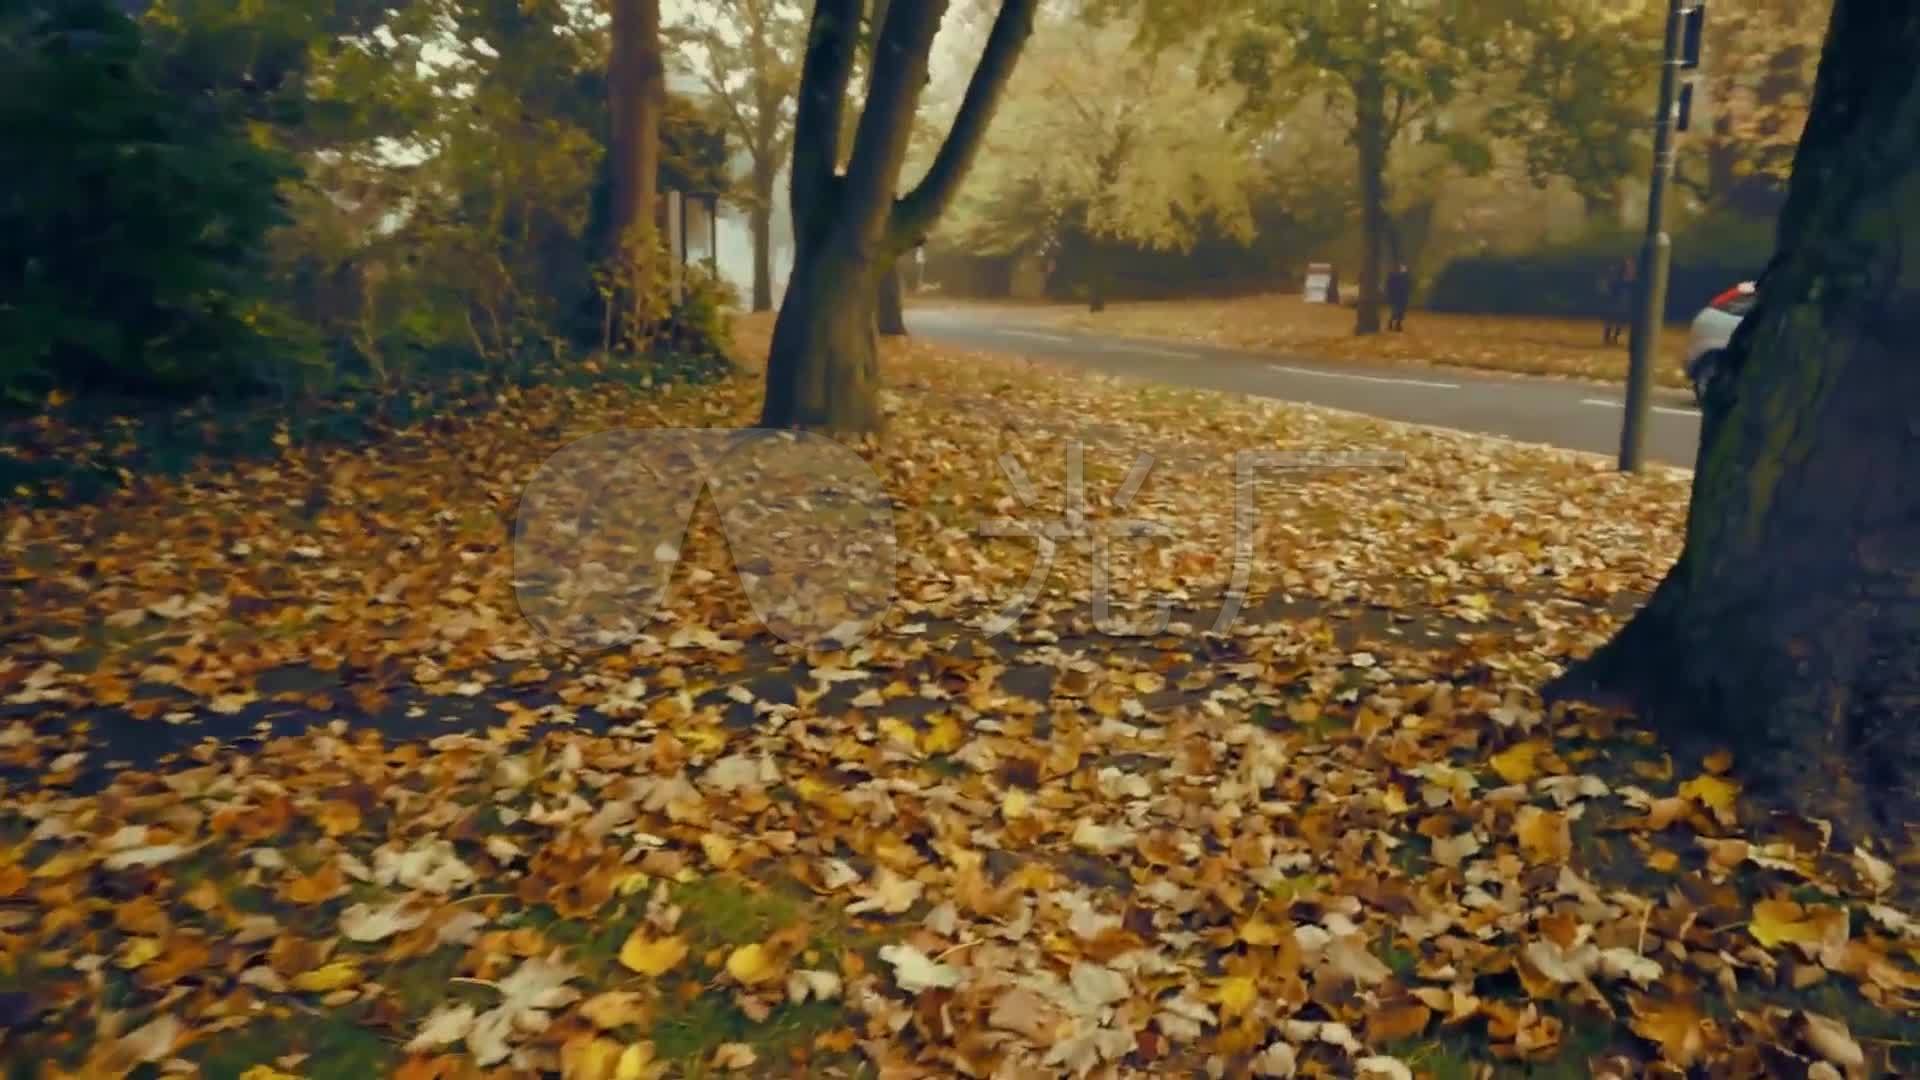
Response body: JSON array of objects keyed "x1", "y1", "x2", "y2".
[
  {"x1": 1425, "y1": 215, "x2": 1775, "y2": 321},
  {"x1": 0, "y1": 0, "x2": 307, "y2": 403}
]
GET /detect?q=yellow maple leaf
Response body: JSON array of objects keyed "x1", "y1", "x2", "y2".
[
  {"x1": 1514, "y1": 806, "x2": 1571, "y2": 864},
  {"x1": 1001, "y1": 789, "x2": 1032, "y2": 820},
  {"x1": 1750, "y1": 899, "x2": 1842, "y2": 950},
  {"x1": 922, "y1": 714, "x2": 964, "y2": 754},
  {"x1": 725, "y1": 943, "x2": 781, "y2": 986},
  {"x1": 561, "y1": 1035, "x2": 627, "y2": 1080},
  {"x1": 1628, "y1": 994, "x2": 1711, "y2": 1067},
  {"x1": 1216, "y1": 975, "x2": 1257, "y2": 1018},
  {"x1": 312, "y1": 800, "x2": 362, "y2": 838},
  {"x1": 1678, "y1": 774, "x2": 1739, "y2": 818},
  {"x1": 614, "y1": 1043, "x2": 661, "y2": 1080},
  {"x1": 290, "y1": 961, "x2": 362, "y2": 993},
  {"x1": 117, "y1": 937, "x2": 163, "y2": 970},
  {"x1": 699, "y1": 834, "x2": 737, "y2": 869},
  {"x1": 1489, "y1": 740, "x2": 1547, "y2": 785},
  {"x1": 878, "y1": 716, "x2": 919, "y2": 751},
  {"x1": 1238, "y1": 918, "x2": 1284, "y2": 947},
  {"x1": 618, "y1": 932, "x2": 688, "y2": 977}
]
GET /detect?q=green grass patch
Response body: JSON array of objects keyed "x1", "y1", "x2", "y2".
[{"x1": 195, "y1": 1008, "x2": 395, "y2": 1080}]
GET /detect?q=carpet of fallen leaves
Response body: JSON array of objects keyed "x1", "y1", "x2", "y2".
[
  {"x1": 0, "y1": 316, "x2": 1915, "y2": 1079},
  {"x1": 983, "y1": 295, "x2": 1697, "y2": 389}
]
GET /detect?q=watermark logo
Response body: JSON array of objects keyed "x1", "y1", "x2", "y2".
[
  {"x1": 512, "y1": 429, "x2": 895, "y2": 651},
  {"x1": 513, "y1": 430, "x2": 1401, "y2": 651}
]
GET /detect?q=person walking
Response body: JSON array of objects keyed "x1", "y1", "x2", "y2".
[
  {"x1": 1602, "y1": 256, "x2": 1637, "y2": 345},
  {"x1": 1385, "y1": 262, "x2": 1412, "y2": 331}
]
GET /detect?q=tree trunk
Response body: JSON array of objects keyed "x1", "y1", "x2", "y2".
[
  {"x1": 749, "y1": 166, "x2": 775, "y2": 312},
  {"x1": 763, "y1": 233, "x2": 883, "y2": 430},
  {"x1": 605, "y1": 0, "x2": 665, "y2": 332},
  {"x1": 1351, "y1": 75, "x2": 1388, "y2": 336},
  {"x1": 876, "y1": 258, "x2": 907, "y2": 335},
  {"x1": 762, "y1": 0, "x2": 1037, "y2": 432},
  {"x1": 1545, "y1": 0, "x2": 1920, "y2": 841}
]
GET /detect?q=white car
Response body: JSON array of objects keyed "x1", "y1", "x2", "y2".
[{"x1": 1684, "y1": 281, "x2": 1756, "y2": 405}]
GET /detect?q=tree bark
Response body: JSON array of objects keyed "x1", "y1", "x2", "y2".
[
  {"x1": 876, "y1": 258, "x2": 907, "y2": 335},
  {"x1": 1351, "y1": 71, "x2": 1388, "y2": 336},
  {"x1": 762, "y1": 0, "x2": 1038, "y2": 431},
  {"x1": 763, "y1": 235, "x2": 884, "y2": 430},
  {"x1": 749, "y1": 163, "x2": 775, "y2": 312},
  {"x1": 1545, "y1": 0, "x2": 1920, "y2": 841},
  {"x1": 605, "y1": 0, "x2": 665, "y2": 331}
]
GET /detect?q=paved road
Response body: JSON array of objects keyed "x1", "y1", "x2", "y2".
[{"x1": 907, "y1": 305, "x2": 1703, "y2": 468}]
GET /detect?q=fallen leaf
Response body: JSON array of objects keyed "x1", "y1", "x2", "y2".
[
  {"x1": 879, "y1": 944, "x2": 960, "y2": 994},
  {"x1": 617, "y1": 932, "x2": 688, "y2": 977}
]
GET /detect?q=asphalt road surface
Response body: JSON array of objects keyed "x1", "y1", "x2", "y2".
[{"x1": 907, "y1": 305, "x2": 1703, "y2": 468}]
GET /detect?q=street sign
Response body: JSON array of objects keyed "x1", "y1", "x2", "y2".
[
  {"x1": 1681, "y1": 4, "x2": 1706, "y2": 69},
  {"x1": 1303, "y1": 263, "x2": 1334, "y2": 303}
]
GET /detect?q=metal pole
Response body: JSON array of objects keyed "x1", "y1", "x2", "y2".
[{"x1": 1621, "y1": 0, "x2": 1685, "y2": 472}]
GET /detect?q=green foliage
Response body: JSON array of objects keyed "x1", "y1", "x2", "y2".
[
  {"x1": 2, "y1": 0, "x2": 736, "y2": 421},
  {"x1": 661, "y1": 266, "x2": 742, "y2": 370},
  {"x1": 1482, "y1": 2, "x2": 1661, "y2": 216},
  {"x1": 0, "y1": 0, "x2": 310, "y2": 402},
  {"x1": 942, "y1": 13, "x2": 1258, "y2": 259}
]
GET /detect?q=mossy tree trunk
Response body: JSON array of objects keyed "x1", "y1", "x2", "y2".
[
  {"x1": 1546, "y1": 0, "x2": 1920, "y2": 840},
  {"x1": 876, "y1": 258, "x2": 907, "y2": 335},
  {"x1": 761, "y1": 0, "x2": 1038, "y2": 431}
]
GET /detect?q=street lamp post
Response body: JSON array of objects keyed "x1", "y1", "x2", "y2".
[{"x1": 1621, "y1": 1, "x2": 1705, "y2": 472}]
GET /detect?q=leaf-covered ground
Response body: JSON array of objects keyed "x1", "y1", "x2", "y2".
[
  {"x1": 1, "y1": 318, "x2": 1914, "y2": 1078},
  {"x1": 953, "y1": 295, "x2": 1696, "y2": 388}
]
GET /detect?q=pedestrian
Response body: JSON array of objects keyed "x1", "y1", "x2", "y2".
[
  {"x1": 1602, "y1": 256, "x2": 1636, "y2": 344},
  {"x1": 1385, "y1": 262, "x2": 1412, "y2": 331},
  {"x1": 1327, "y1": 267, "x2": 1341, "y2": 306}
]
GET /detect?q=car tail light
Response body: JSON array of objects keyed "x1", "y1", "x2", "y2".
[{"x1": 1709, "y1": 282, "x2": 1756, "y2": 312}]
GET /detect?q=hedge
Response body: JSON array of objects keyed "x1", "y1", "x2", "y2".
[{"x1": 1426, "y1": 217, "x2": 1776, "y2": 322}]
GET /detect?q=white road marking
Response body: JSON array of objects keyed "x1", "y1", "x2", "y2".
[
  {"x1": 1111, "y1": 343, "x2": 1204, "y2": 359},
  {"x1": 998, "y1": 329, "x2": 1073, "y2": 343},
  {"x1": 1580, "y1": 397, "x2": 1702, "y2": 419},
  {"x1": 1267, "y1": 364, "x2": 1459, "y2": 390}
]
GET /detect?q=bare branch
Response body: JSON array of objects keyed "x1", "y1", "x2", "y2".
[{"x1": 892, "y1": 0, "x2": 1042, "y2": 247}]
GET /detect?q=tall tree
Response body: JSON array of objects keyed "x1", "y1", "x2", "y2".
[
  {"x1": 942, "y1": 12, "x2": 1257, "y2": 312},
  {"x1": 1484, "y1": 0, "x2": 1661, "y2": 222},
  {"x1": 668, "y1": 0, "x2": 803, "y2": 312},
  {"x1": 760, "y1": 0, "x2": 1039, "y2": 431},
  {"x1": 1547, "y1": 0, "x2": 1920, "y2": 838},
  {"x1": 604, "y1": 0, "x2": 665, "y2": 334},
  {"x1": 1135, "y1": 0, "x2": 1495, "y2": 335}
]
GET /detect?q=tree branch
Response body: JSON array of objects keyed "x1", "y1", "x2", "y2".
[
  {"x1": 891, "y1": 0, "x2": 1042, "y2": 248},
  {"x1": 836, "y1": 0, "x2": 948, "y2": 246},
  {"x1": 790, "y1": 0, "x2": 863, "y2": 230},
  {"x1": 695, "y1": 25, "x2": 755, "y2": 145}
]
